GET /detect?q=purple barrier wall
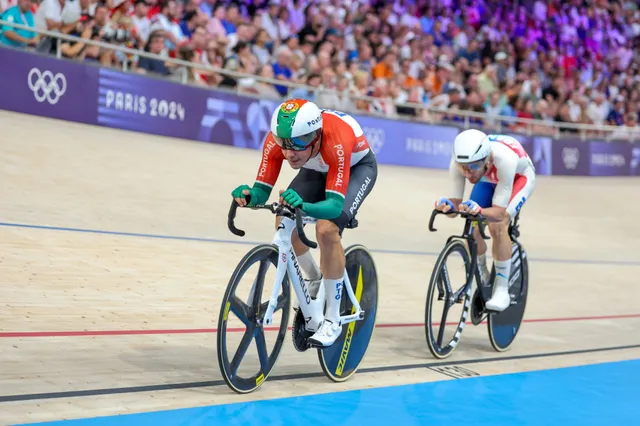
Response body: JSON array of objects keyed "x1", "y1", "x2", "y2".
[
  {"x1": 0, "y1": 47, "x2": 98, "y2": 124},
  {"x1": 356, "y1": 114, "x2": 458, "y2": 168},
  {"x1": 1, "y1": 47, "x2": 638, "y2": 177}
]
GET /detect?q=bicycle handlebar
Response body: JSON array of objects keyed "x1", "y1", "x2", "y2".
[
  {"x1": 428, "y1": 208, "x2": 490, "y2": 240},
  {"x1": 227, "y1": 195, "x2": 318, "y2": 249}
]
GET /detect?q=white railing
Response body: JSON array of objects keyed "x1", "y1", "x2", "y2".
[{"x1": 1, "y1": 20, "x2": 639, "y2": 142}]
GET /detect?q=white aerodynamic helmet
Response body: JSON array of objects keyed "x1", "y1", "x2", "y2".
[
  {"x1": 270, "y1": 99, "x2": 323, "y2": 151},
  {"x1": 452, "y1": 129, "x2": 491, "y2": 164}
]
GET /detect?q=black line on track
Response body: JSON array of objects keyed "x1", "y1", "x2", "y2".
[{"x1": 2, "y1": 343, "x2": 639, "y2": 403}]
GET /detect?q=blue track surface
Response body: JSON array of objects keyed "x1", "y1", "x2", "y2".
[{"x1": 19, "y1": 358, "x2": 640, "y2": 426}]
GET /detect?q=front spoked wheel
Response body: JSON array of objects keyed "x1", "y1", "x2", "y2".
[
  {"x1": 318, "y1": 244, "x2": 379, "y2": 382},
  {"x1": 217, "y1": 244, "x2": 291, "y2": 394},
  {"x1": 425, "y1": 239, "x2": 473, "y2": 359}
]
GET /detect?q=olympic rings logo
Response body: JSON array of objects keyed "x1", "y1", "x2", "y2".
[
  {"x1": 561, "y1": 147, "x2": 580, "y2": 170},
  {"x1": 27, "y1": 68, "x2": 67, "y2": 105},
  {"x1": 362, "y1": 126, "x2": 385, "y2": 154}
]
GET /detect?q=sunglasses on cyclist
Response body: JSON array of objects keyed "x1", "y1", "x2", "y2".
[
  {"x1": 457, "y1": 159, "x2": 487, "y2": 173},
  {"x1": 273, "y1": 129, "x2": 321, "y2": 151}
]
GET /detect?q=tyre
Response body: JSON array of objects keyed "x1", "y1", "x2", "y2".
[
  {"x1": 488, "y1": 242, "x2": 529, "y2": 352},
  {"x1": 217, "y1": 244, "x2": 291, "y2": 393},
  {"x1": 318, "y1": 244, "x2": 379, "y2": 382},
  {"x1": 424, "y1": 239, "x2": 474, "y2": 359}
]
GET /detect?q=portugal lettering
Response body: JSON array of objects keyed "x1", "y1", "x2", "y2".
[
  {"x1": 258, "y1": 140, "x2": 276, "y2": 179},
  {"x1": 334, "y1": 144, "x2": 345, "y2": 188}
]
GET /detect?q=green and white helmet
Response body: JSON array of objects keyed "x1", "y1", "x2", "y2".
[{"x1": 270, "y1": 99, "x2": 323, "y2": 151}]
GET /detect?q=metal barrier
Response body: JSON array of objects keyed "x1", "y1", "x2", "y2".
[{"x1": 0, "y1": 19, "x2": 638, "y2": 142}]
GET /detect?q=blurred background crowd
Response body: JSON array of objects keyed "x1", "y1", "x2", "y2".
[{"x1": 1, "y1": 0, "x2": 639, "y2": 136}]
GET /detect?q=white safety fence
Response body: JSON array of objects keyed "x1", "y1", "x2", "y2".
[{"x1": 1, "y1": 20, "x2": 638, "y2": 142}]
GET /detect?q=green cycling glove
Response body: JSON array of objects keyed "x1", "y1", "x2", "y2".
[
  {"x1": 231, "y1": 184, "x2": 270, "y2": 206},
  {"x1": 281, "y1": 188, "x2": 304, "y2": 209}
]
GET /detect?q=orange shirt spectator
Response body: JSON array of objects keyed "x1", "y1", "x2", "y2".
[
  {"x1": 371, "y1": 51, "x2": 396, "y2": 79},
  {"x1": 372, "y1": 62, "x2": 393, "y2": 79}
]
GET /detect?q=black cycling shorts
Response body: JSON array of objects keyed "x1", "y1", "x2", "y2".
[{"x1": 287, "y1": 150, "x2": 378, "y2": 233}]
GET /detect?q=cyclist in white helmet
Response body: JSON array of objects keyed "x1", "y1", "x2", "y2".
[
  {"x1": 231, "y1": 99, "x2": 378, "y2": 347},
  {"x1": 435, "y1": 129, "x2": 536, "y2": 312}
]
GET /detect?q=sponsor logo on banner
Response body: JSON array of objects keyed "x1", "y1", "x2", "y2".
[
  {"x1": 591, "y1": 152, "x2": 625, "y2": 168},
  {"x1": 561, "y1": 147, "x2": 580, "y2": 170},
  {"x1": 589, "y1": 141, "x2": 632, "y2": 176},
  {"x1": 103, "y1": 89, "x2": 186, "y2": 121},
  {"x1": 405, "y1": 137, "x2": 451, "y2": 156},
  {"x1": 362, "y1": 126, "x2": 385, "y2": 154},
  {"x1": 95, "y1": 67, "x2": 210, "y2": 140},
  {"x1": 551, "y1": 139, "x2": 590, "y2": 175},
  {"x1": 28, "y1": 68, "x2": 67, "y2": 105}
]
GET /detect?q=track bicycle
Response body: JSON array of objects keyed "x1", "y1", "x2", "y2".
[
  {"x1": 216, "y1": 198, "x2": 379, "y2": 394},
  {"x1": 424, "y1": 209, "x2": 529, "y2": 359}
]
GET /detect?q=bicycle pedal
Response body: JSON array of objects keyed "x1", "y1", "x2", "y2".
[{"x1": 306, "y1": 341, "x2": 322, "y2": 349}]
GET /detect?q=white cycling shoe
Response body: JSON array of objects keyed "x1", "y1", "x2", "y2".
[
  {"x1": 308, "y1": 318, "x2": 342, "y2": 348},
  {"x1": 485, "y1": 281, "x2": 511, "y2": 312}
]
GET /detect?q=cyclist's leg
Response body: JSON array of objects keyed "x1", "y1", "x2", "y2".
[
  {"x1": 491, "y1": 172, "x2": 536, "y2": 260},
  {"x1": 504, "y1": 170, "x2": 536, "y2": 222},
  {"x1": 486, "y1": 171, "x2": 536, "y2": 310},
  {"x1": 310, "y1": 151, "x2": 378, "y2": 347},
  {"x1": 468, "y1": 181, "x2": 497, "y2": 284},
  {"x1": 276, "y1": 168, "x2": 325, "y2": 285}
]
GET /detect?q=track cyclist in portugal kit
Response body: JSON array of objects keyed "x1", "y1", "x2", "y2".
[
  {"x1": 231, "y1": 99, "x2": 378, "y2": 348},
  {"x1": 435, "y1": 129, "x2": 536, "y2": 312}
]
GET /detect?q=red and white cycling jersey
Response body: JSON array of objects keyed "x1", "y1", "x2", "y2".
[
  {"x1": 449, "y1": 134, "x2": 536, "y2": 208},
  {"x1": 255, "y1": 109, "x2": 371, "y2": 199}
]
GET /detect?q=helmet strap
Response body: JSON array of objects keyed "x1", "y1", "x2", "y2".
[{"x1": 309, "y1": 130, "x2": 322, "y2": 157}]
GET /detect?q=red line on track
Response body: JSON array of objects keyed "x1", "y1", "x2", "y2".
[{"x1": 1, "y1": 313, "x2": 639, "y2": 338}]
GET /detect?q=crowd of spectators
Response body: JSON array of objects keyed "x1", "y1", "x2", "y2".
[{"x1": 1, "y1": 0, "x2": 639, "y2": 136}]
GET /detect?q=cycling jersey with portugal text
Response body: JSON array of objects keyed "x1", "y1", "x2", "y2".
[{"x1": 255, "y1": 109, "x2": 372, "y2": 201}]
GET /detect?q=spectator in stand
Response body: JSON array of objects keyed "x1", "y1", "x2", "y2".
[
  {"x1": 206, "y1": 2, "x2": 226, "y2": 40},
  {"x1": 135, "y1": 29, "x2": 170, "y2": 75},
  {"x1": 219, "y1": 39, "x2": 258, "y2": 88},
  {"x1": 16, "y1": 0, "x2": 639, "y2": 136},
  {"x1": 271, "y1": 45, "x2": 293, "y2": 96},
  {"x1": 130, "y1": 0, "x2": 150, "y2": 46},
  {"x1": 59, "y1": 14, "x2": 96, "y2": 60},
  {"x1": 0, "y1": 0, "x2": 38, "y2": 48},
  {"x1": 288, "y1": 72, "x2": 321, "y2": 102},
  {"x1": 149, "y1": 0, "x2": 185, "y2": 53},
  {"x1": 251, "y1": 28, "x2": 271, "y2": 67},
  {"x1": 30, "y1": 0, "x2": 79, "y2": 54},
  {"x1": 221, "y1": 2, "x2": 239, "y2": 35},
  {"x1": 0, "y1": 0, "x2": 16, "y2": 13}
]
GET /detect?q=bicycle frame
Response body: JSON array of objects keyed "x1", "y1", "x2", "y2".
[
  {"x1": 260, "y1": 215, "x2": 365, "y2": 329},
  {"x1": 429, "y1": 210, "x2": 490, "y2": 306}
]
